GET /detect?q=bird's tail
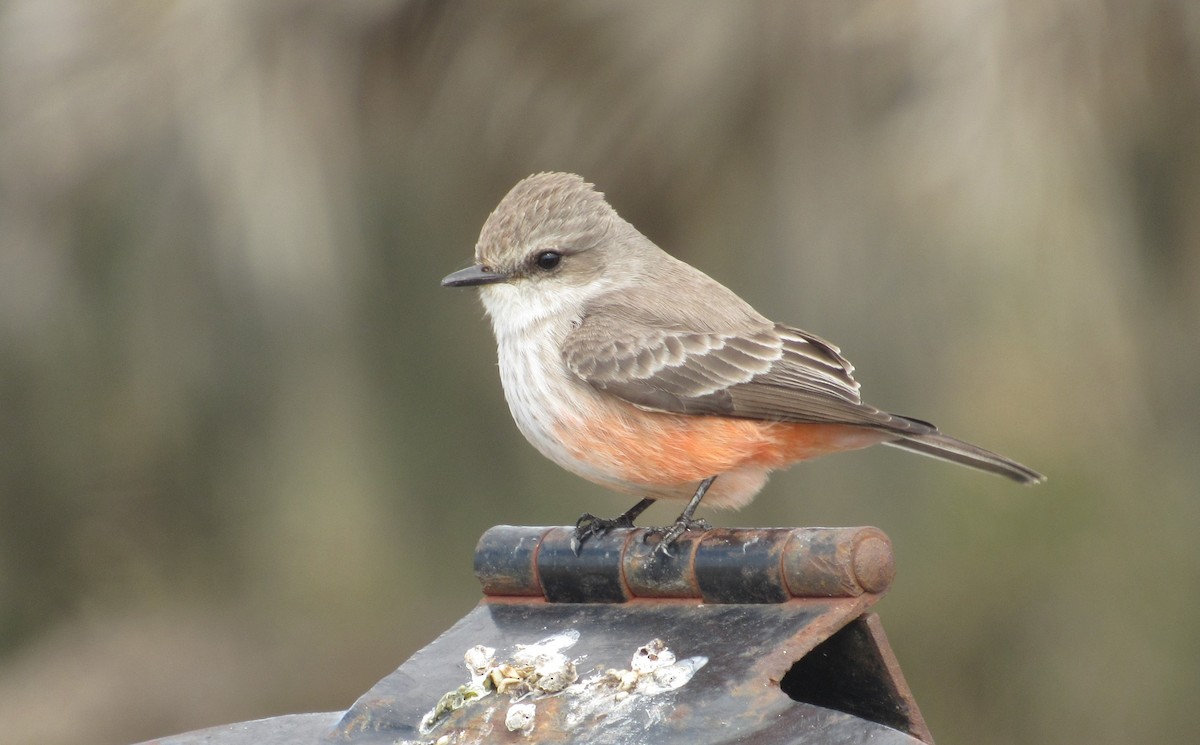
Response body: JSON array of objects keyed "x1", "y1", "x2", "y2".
[{"x1": 884, "y1": 430, "x2": 1045, "y2": 484}]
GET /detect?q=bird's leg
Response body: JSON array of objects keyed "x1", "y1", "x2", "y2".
[
  {"x1": 646, "y1": 476, "x2": 716, "y2": 556},
  {"x1": 572, "y1": 497, "x2": 656, "y2": 554}
]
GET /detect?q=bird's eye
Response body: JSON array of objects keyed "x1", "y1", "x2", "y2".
[{"x1": 535, "y1": 251, "x2": 562, "y2": 270}]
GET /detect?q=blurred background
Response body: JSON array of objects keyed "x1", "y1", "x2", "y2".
[{"x1": 1, "y1": 1, "x2": 1198, "y2": 743}]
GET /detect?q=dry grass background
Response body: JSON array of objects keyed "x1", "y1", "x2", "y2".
[{"x1": 1, "y1": 2, "x2": 1198, "y2": 743}]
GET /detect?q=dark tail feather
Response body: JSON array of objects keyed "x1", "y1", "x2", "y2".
[{"x1": 884, "y1": 432, "x2": 1046, "y2": 484}]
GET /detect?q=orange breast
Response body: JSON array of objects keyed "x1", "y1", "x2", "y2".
[{"x1": 560, "y1": 397, "x2": 886, "y2": 487}]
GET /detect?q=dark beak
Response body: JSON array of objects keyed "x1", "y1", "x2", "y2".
[{"x1": 440, "y1": 264, "x2": 509, "y2": 288}]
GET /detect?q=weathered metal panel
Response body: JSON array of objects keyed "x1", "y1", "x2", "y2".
[{"x1": 138, "y1": 526, "x2": 932, "y2": 745}]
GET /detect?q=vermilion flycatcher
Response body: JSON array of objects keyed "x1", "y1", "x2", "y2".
[{"x1": 443, "y1": 172, "x2": 1044, "y2": 552}]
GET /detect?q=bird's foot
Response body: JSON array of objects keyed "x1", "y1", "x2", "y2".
[
  {"x1": 644, "y1": 517, "x2": 712, "y2": 557},
  {"x1": 571, "y1": 512, "x2": 636, "y2": 555},
  {"x1": 571, "y1": 498, "x2": 657, "y2": 554}
]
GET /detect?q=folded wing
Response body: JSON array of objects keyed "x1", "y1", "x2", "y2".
[{"x1": 562, "y1": 299, "x2": 931, "y2": 436}]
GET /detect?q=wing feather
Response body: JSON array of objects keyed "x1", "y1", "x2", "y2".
[{"x1": 562, "y1": 300, "x2": 927, "y2": 434}]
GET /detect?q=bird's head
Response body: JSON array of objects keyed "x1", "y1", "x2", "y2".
[{"x1": 442, "y1": 172, "x2": 640, "y2": 327}]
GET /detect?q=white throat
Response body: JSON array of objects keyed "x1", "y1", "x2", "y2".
[{"x1": 479, "y1": 279, "x2": 607, "y2": 341}]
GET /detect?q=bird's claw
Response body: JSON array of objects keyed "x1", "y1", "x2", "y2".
[
  {"x1": 571, "y1": 512, "x2": 636, "y2": 555},
  {"x1": 644, "y1": 517, "x2": 712, "y2": 557}
]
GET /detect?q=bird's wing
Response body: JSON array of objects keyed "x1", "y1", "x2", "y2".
[{"x1": 562, "y1": 299, "x2": 930, "y2": 434}]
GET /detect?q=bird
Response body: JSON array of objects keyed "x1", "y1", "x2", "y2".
[{"x1": 442, "y1": 172, "x2": 1044, "y2": 553}]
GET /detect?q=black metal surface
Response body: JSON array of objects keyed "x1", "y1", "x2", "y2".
[
  {"x1": 136, "y1": 525, "x2": 932, "y2": 745},
  {"x1": 782, "y1": 614, "x2": 932, "y2": 740},
  {"x1": 474, "y1": 526, "x2": 896, "y2": 602},
  {"x1": 537, "y1": 525, "x2": 633, "y2": 602},
  {"x1": 328, "y1": 600, "x2": 925, "y2": 745},
  {"x1": 692, "y1": 528, "x2": 793, "y2": 602},
  {"x1": 782, "y1": 526, "x2": 895, "y2": 596},
  {"x1": 138, "y1": 713, "x2": 340, "y2": 745},
  {"x1": 473, "y1": 524, "x2": 544, "y2": 597}
]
